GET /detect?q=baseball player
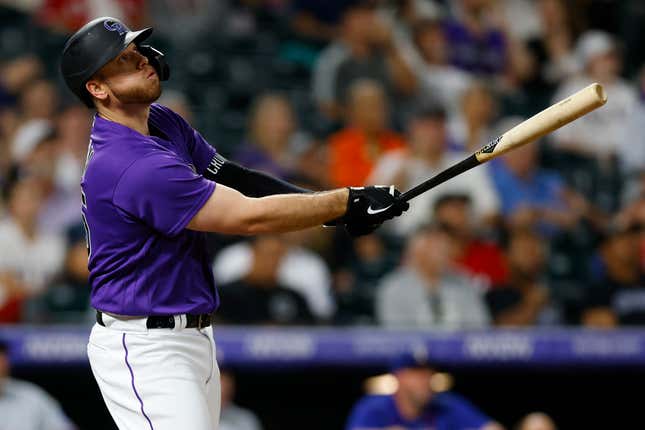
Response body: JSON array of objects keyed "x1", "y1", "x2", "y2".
[
  {"x1": 59, "y1": 17, "x2": 408, "y2": 430},
  {"x1": 346, "y1": 350, "x2": 503, "y2": 430}
]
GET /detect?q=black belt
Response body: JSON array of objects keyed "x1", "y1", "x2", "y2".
[{"x1": 96, "y1": 311, "x2": 213, "y2": 329}]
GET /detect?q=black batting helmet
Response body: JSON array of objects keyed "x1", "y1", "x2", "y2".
[{"x1": 60, "y1": 17, "x2": 170, "y2": 108}]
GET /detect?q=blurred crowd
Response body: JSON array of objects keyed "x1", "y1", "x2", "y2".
[{"x1": 1, "y1": 0, "x2": 645, "y2": 330}]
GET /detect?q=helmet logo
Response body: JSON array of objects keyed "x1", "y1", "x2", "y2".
[{"x1": 104, "y1": 20, "x2": 126, "y2": 36}]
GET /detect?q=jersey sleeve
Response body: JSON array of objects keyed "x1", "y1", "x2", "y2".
[
  {"x1": 113, "y1": 152, "x2": 215, "y2": 237},
  {"x1": 152, "y1": 103, "x2": 216, "y2": 174},
  {"x1": 187, "y1": 127, "x2": 217, "y2": 175}
]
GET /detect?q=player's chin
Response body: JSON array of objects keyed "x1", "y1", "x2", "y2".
[
  {"x1": 121, "y1": 82, "x2": 161, "y2": 104},
  {"x1": 147, "y1": 81, "x2": 162, "y2": 103}
]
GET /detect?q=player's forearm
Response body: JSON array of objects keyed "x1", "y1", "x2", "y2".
[
  {"x1": 204, "y1": 154, "x2": 311, "y2": 197},
  {"x1": 242, "y1": 189, "x2": 348, "y2": 234},
  {"x1": 187, "y1": 183, "x2": 348, "y2": 235}
]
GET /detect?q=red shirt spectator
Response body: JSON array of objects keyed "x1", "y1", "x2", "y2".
[
  {"x1": 433, "y1": 194, "x2": 508, "y2": 287},
  {"x1": 457, "y1": 240, "x2": 508, "y2": 287}
]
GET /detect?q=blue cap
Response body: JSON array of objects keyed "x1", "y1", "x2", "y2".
[{"x1": 390, "y1": 348, "x2": 433, "y2": 373}]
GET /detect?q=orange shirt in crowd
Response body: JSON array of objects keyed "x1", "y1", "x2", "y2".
[{"x1": 328, "y1": 128, "x2": 405, "y2": 187}]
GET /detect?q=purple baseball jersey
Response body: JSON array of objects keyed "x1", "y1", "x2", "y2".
[{"x1": 81, "y1": 104, "x2": 218, "y2": 316}]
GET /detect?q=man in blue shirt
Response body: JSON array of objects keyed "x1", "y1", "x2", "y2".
[{"x1": 346, "y1": 350, "x2": 503, "y2": 430}]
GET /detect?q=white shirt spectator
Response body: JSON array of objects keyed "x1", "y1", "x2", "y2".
[
  {"x1": 447, "y1": 114, "x2": 495, "y2": 153},
  {"x1": 0, "y1": 218, "x2": 65, "y2": 295},
  {"x1": 498, "y1": 0, "x2": 541, "y2": 41},
  {"x1": 219, "y1": 404, "x2": 263, "y2": 430},
  {"x1": 370, "y1": 151, "x2": 499, "y2": 236},
  {"x1": 0, "y1": 378, "x2": 75, "y2": 430},
  {"x1": 213, "y1": 242, "x2": 335, "y2": 320},
  {"x1": 551, "y1": 76, "x2": 637, "y2": 158},
  {"x1": 415, "y1": 65, "x2": 472, "y2": 115},
  {"x1": 376, "y1": 267, "x2": 490, "y2": 329},
  {"x1": 619, "y1": 99, "x2": 645, "y2": 174}
]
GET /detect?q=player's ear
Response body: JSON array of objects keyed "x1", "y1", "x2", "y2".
[{"x1": 86, "y1": 78, "x2": 109, "y2": 104}]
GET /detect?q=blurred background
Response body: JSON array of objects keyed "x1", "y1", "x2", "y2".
[{"x1": 0, "y1": 0, "x2": 645, "y2": 429}]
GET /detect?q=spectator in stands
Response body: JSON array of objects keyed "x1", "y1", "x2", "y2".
[
  {"x1": 582, "y1": 221, "x2": 645, "y2": 327},
  {"x1": 443, "y1": 0, "x2": 507, "y2": 76},
  {"x1": 407, "y1": 19, "x2": 473, "y2": 114},
  {"x1": 433, "y1": 194, "x2": 507, "y2": 287},
  {"x1": 448, "y1": 81, "x2": 497, "y2": 152},
  {"x1": 213, "y1": 230, "x2": 335, "y2": 322},
  {"x1": 499, "y1": 39, "x2": 553, "y2": 118},
  {"x1": 232, "y1": 93, "x2": 299, "y2": 181},
  {"x1": 614, "y1": 194, "x2": 645, "y2": 268},
  {"x1": 10, "y1": 118, "x2": 54, "y2": 170},
  {"x1": 378, "y1": 0, "x2": 442, "y2": 52},
  {"x1": 19, "y1": 79, "x2": 57, "y2": 123},
  {"x1": 34, "y1": 224, "x2": 90, "y2": 323},
  {"x1": 376, "y1": 224, "x2": 490, "y2": 328},
  {"x1": 496, "y1": 0, "x2": 541, "y2": 42},
  {"x1": 551, "y1": 31, "x2": 636, "y2": 162},
  {"x1": 346, "y1": 349, "x2": 503, "y2": 430},
  {"x1": 486, "y1": 229, "x2": 560, "y2": 326},
  {"x1": 490, "y1": 118, "x2": 592, "y2": 236},
  {"x1": 216, "y1": 235, "x2": 316, "y2": 325},
  {"x1": 9, "y1": 123, "x2": 80, "y2": 236},
  {"x1": 369, "y1": 104, "x2": 499, "y2": 236},
  {"x1": 38, "y1": 0, "x2": 145, "y2": 33},
  {"x1": 0, "y1": 55, "x2": 43, "y2": 107},
  {"x1": 10, "y1": 79, "x2": 58, "y2": 193},
  {"x1": 334, "y1": 233, "x2": 400, "y2": 324},
  {"x1": 619, "y1": 65, "x2": 645, "y2": 198},
  {"x1": 536, "y1": 0, "x2": 580, "y2": 84},
  {"x1": 0, "y1": 176, "x2": 65, "y2": 322},
  {"x1": 0, "y1": 339, "x2": 76, "y2": 429},
  {"x1": 289, "y1": 0, "x2": 355, "y2": 43},
  {"x1": 220, "y1": 370, "x2": 263, "y2": 430},
  {"x1": 312, "y1": 1, "x2": 416, "y2": 120},
  {"x1": 517, "y1": 412, "x2": 557, "y2": 430},
  {"x1": 35, "y1": 106, "x2": 89, "y2": 234},
  {"x1": 329, "y1": 79, "x2": 405, "y2": 187}
]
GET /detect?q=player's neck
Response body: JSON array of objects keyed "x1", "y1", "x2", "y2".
[{"x1": 97, "y1": 104, "x2": 151, "y2": 136}]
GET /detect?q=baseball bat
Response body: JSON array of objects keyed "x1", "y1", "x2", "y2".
[{"x1": 398, "y1": 83, "x2": 608, "y2": 203}]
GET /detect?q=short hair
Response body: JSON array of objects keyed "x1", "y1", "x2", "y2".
[
  {"x1": 414, "y1": 221, "x2": 456, "y2": 238},
  {"x1": 345, "y1": 78, "x2": 385, "y2": 107},
  {"x1": 409, "y1": 100, "x2": 446, "y2": 122},
  {"x1": 433, "y1": 193, "x2": 472, "y2": 213}
]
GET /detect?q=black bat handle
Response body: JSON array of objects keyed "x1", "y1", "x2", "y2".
[{"x1": 397, "y1": 154, "x2": 481, "y2": 203}]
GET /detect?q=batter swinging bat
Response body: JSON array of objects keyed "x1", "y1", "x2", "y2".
[{"x1": 398, "y1": 83, "x2": 608, "y2": 203}]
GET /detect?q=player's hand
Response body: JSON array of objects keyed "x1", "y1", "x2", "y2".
[{"x1": 341, "y1": 185, "x2": 409, "y2": 237}]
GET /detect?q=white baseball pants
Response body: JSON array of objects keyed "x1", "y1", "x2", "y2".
[{"x1": 87, "y1": 314, "x2": 221, "y2": 430}]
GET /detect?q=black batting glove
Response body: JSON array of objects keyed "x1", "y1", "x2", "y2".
[{"x1": 340, "y1": 186, "x2": 409, "y2": 237}]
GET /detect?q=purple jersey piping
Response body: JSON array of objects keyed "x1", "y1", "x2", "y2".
[{"x1": 122, "y1": 333, "x2": 154, "y2": 430}]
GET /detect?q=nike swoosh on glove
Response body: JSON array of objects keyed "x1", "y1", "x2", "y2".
[{"x1": 340, "y1": 185, "x2": 409, "y2": 237}]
